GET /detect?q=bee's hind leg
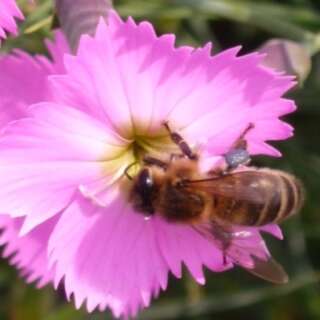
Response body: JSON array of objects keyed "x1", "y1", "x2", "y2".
[
  {"x1": 223, "y1": 252, "x2": 228, "y2": 266},
  {"x1": 224, "y1": 123, "x2": 254, "y2": 171}
]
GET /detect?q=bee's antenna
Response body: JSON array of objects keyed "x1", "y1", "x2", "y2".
[
  {"x1": 124, "y1": 162, "x2": 138, "y2": 180},
  {"x1": 162, "y1": 121, "x2": 198, "y2": 160}
]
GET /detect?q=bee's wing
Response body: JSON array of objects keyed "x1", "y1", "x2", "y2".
[
  {"x1": 183, "y1": 171, "x2": 267, "y2": 203},
  {"x1": 192, "y1": 223, "x2": 288, "y2": 284},
  {"x1": 247, "y1": 256, "x2": 288, "y2": 284}
]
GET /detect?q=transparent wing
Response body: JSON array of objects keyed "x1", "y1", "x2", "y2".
[
  {"x1": 247, "y1": 256, "x2": 288, "y2": 284},
  {"x1": 192, "y1": 222, "x2": 288, "y2": 284},
  {"x1": 183, "y1": 171, "x2": 269, "y2": 203}
]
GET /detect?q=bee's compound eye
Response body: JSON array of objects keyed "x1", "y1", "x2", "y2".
[{"x1": 134, "y1": 168, "x2": 156, "y2": 216}]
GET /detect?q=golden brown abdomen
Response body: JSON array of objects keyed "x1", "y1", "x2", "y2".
[{"x1": 211, "y1": 169, "x2": 304, "y2": 226}]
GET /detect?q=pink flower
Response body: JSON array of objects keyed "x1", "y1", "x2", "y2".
[
  {"x1": 0, "y1": 0, "x2": 23, "y2": 41},
  {"x1": 0, "y1": 30, "x2": 69, "y2": 126},
  {"x1": 0, "y1": 30, "x2": 69, "y2": 286},
  {"x1": 0, "y1": 12, "x2": 296, "y2": 318}
]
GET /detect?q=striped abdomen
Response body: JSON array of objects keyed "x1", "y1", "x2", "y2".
[{"x1": 211, "y1": 169, "x2": 304, "y2": 226}]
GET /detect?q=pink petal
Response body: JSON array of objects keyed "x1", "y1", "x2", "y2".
[
  {"x1": 48, "y1": 191, "x2": 275, "y2": 317},
  {"x1": 0, "y1": 0, "x2": 23, "y2": 41},
  {"x1": 0, "y1": 214, "x2": 57, "y2": 287},
  {"x1": 0, "y1": 28, "x2": 70, "y2": 293},
  {"x1": 51, "y1": 12, "x2": 296, "y2": 159},
  {"x1": 178, "y1": 55, "x2": 296, "y2": 156},
  {"x1": 0, "y1": 30, "x2": 69, "y2": 127},
  {"x1": 0, "y1": 10, "x2": 295, "y2": 319},
  {"x1": 223, "y1": 226, "x2": 271, "y2": 268},
  {"x1": 260, "y1": 224, "x2": 284, "y2": 240},
  {"x1": 155, "y1": 217, "x2": 227, "y2": 281},
  {"x1": 0, "y1": 103, "x2": 126, "y2": 233},
  {"x1": 45, "y1": 30, "x2": 70, "y2": 73},
  {"x1": 48, "y1": 195, "x2": 169, "y2": 318}
]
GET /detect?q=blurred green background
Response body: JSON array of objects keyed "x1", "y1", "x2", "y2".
[{"x1": 2, "y1": 0, "x2": 320, "y2": 319}]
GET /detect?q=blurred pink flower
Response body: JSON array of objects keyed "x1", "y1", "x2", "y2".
[
  {"x1": 0, "y1": 0, "x2": 23, "y2": 41},
  {"x1": 0, "y1": 30, "x2": 69, "y2": 286},
  {"x1": 0, "y1": 30, "x2": 69, "y2": 126},
  {"x1": 0, "y1": 12, "x2": 296, "y2": 318}
]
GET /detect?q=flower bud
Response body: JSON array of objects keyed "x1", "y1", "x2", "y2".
[{"x1": 259, "y1": 39, "x2": 311, "y2": 85}]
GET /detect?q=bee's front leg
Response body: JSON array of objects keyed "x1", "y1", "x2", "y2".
[{"x1": 143, "y1": 155, "x2": 168, "y2": 170}]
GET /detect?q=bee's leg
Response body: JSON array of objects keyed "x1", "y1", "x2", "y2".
[
  {"x1": 221, "y1": 235, "x2": 231, "y2": 266},
  {"x1": 163, "y1": 122, "x2": 198, "y2": 160},
  {"x1": 207, "y1": 167, "x2": 225, "y2": 177},
  {"x1": 223, "y1": 252, "x2": 228, "y2": 265},
  {"x1": 143, "y1": 155, "x2": 168, "y2": 170},
  {"x1": 210, "y1": 222, "x2": 232, "y2": 265},
  {"x1": 231, "y1": 122, "x2": 254, "y2": 150},
  {"x1": 224, "y1": 123, "x2": 254, "y2": 171}
]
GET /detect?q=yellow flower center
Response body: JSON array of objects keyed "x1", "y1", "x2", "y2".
[{"x1": 101, "y1": 124, "x2": 179, "y2": 184}]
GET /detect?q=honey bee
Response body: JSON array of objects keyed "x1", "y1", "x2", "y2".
[{"x1": 126, "y1": 122, "x2": 304, "y2": 283}]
